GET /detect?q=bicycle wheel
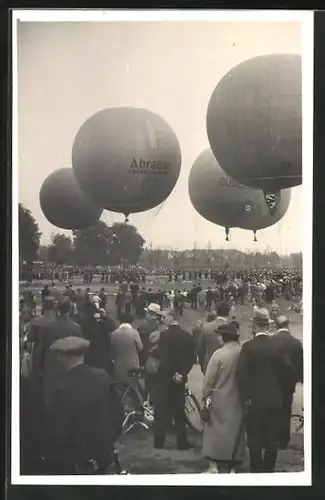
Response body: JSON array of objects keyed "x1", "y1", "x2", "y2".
[
  {"x1": 291, "y1": 414, "x2": 304, "y2": 433},
  {"x1": 184, "y1": 390, "x2": 203, "y2": 433}
]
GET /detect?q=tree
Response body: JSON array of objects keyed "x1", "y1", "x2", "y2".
[
  {"x1": 37, "y1": 245, "x2": 49, "y2": 263},
  {"x1": 290, "y1": 252, "x2": 302, "y2": 269},
  {"x1": 19, "y1": 203, "x2": 41, "y2": 265},
  {"x1": 108, "y1": 223, "x2": 145, "y2": 266},
  {"x1": 48, "y1": 233, "x2": 74, "y2": 265},
  {"x1": 73, "y1": 221, "x2": 112, "y2": 266}
]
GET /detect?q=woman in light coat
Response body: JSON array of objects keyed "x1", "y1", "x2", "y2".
[{"x1": 202, "y1": 322, "x2": 245, "y2": 473}]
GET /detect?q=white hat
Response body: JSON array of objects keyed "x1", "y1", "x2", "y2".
[{"x1": 144, "y1": 303, "x2": 164, "y2": 315}]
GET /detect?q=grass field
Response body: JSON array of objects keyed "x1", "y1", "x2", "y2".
[{"x1": 21, "y1": 276, "x2": 305, "y2": 474}]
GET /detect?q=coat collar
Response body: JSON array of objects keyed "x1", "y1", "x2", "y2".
[{"x1": 276, "y1": 328, "x2": 290, "y2": 335}]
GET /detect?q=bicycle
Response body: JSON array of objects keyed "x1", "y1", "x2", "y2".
[
  {"x1": 113, "y1": 367, "x2": 203, "y2": 435},
  {"x1": 291, "y1": 406, "x2": 304, "y2": 433}
]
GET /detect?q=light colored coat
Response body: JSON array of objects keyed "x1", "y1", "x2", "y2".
[
  {"x1": 202, "y1": 341, "x2": 245, "y2": 462},
  {"x1": 111, "y1": 324, "x2": 143, "y2": 381}
]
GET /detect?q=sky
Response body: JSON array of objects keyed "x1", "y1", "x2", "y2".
[{"x1": 17, "y1": 19, "x2": 304, "y2": 254}]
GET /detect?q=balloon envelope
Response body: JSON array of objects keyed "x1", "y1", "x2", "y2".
[
  {"x1": 39, "y1": 168, "x2": 103, "y2": 230},
  {"x1": 206, "y1": 54, "x2": 302, "y2": 192},
  {"x1": 188, "y1": 149, "x2": 291, "y2": 231},
  {"x1": 72, "y1": 107, "x2": 182, "y2": 217}
]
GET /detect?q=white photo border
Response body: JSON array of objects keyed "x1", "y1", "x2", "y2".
[{"x1": 11, "y1": 8, "x2": 314, "y2": 486}]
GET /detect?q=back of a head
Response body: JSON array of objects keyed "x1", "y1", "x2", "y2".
[
  {"x1": 43, "y1": 296, "x2": 55, "y2": 312},
  {"x1": 58, "y1": 300, "x2": 71, "y2": 315},
  {"x1": 217, "y1": 302, "x2": 230, "y2": 318},
  {"x1": 120, "y1": 312, "x2": 134, "y2": 324},
  {"x1": 163, "y1": 309, "x2": 178, "y2": 325},
  {"x1": 275, "y1": 315, "x2": 290, "y2": 330}
]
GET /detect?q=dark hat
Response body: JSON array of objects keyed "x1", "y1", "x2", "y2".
[
  {"x1": 217, "y1": 302, "x2": 230, "y2": 317},
  {"x1": 162, "y1": 308, "x2": 178, "y2": 320},
  {"x1": 275, "y1": 315, "x2": 291, "y2": 328},
  {"x1": 216, "y1": 323, "x2": 239, "y2": 337},
  {"x1": 230, "y1": 320, "x2": 240, "y2": 331},
  {"x1": 207, "y1": 312, "x2": 216, "y2": 322},
  {"x1": 51, "y1": 336, "x2": 90, "y2": 355}
]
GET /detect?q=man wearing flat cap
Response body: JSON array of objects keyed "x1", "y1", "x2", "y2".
[
  {"x1": 47, "y1": 336, "x2": 124, "y2": 474},
  {"x1": 236, "y1": 308, "x2": 295, "y2": 473},
  {"x1": 270, "y1": 315, "x2": 303, "y2": 450}
]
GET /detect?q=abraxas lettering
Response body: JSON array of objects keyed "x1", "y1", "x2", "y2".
[{"x1": 129, "y1": 158, "x2": 170, "y2": 174}]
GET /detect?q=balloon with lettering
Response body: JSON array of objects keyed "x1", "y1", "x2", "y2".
[
  {"x1": 206, "y1": 54, "x2": 301, "y2": 214},
  {"x1": 188, "y1": 149, "x2": 291, "y2": 241},
  {"x1": 39, "y1": 168, "x2": 103, "y2": 230},
  {"x1": 72, "y1": 107, "x2": 182, "y2": 221}
]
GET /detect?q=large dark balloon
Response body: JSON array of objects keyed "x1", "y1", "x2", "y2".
[
  {"x1": 72, "y1": 107, "x2": 182, "y2": 219},
  {"x1": 188, "y1": 149, "x2": 291, "y2": 240},
  {"x1": 206, "y1": 54, "x2": 302, "y2": 192},
  {"x1": 39, "y1": 168, "x2": 103, "y2": 230}
]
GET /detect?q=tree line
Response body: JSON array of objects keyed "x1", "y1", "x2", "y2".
[
  {"x1": 138, "y1": 248, "x2": 302, "y2": 270},
  {"x1": 19, "y1": 203, "x2": 145, "y2": 267},
  {"x1": 19, "y1": 203, "x2": 302, "y2": 270}
]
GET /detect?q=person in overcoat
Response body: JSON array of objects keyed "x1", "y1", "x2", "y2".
[
  {"x1": 236, "y1": 308, "x2": 295, "y2": 473},
  {"x1": 47, "y1": 336, "x2": 124, "y2": 474},
  {"x1": 154, "y1": 310, "x2": 196, "y2": 450},
  {"x1": 202, "y1": 323, "x2": 245, "y2": 473},
  {"x1": 78, "y1": 304, "x2": 116, "y2": 376},
  {"x1": 270, "y1": 315, "x2": 303, "y2": 449},
  {"x1": 32, "y1": 299, "x2": 83, "y2": 412}
]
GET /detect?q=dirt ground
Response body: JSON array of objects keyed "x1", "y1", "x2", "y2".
[{"x1": 22, "y1": 275, "x2": 305, "y2": 474}]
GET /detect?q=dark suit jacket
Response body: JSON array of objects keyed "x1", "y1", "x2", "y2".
[
  {"x1": 27, "y1": 313, "x2": 56, "y2": 344},
  {"x1": 270, "y1": 329, "x2": 303, "y2": 389},
  {"x1": 50, "y1": 363, "x2": 124, "y2": 472},
  {"x1": 158, "y1": 324, "x2": 196, "y2": 381},
  {"x1": 236, "y1": 333, "x2": 294, "y2": 411},
  {"x1": 78, "y1": 317, "x2": 116, "y2": 376}
]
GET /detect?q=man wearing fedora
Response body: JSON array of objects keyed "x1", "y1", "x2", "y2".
[
  {"x1": 236, "y1": 308, "x2": 295, "y2": 473},
  {"x1": 271, "y1": 315, "x2": 303, "y2": 450},
  {"x1": 135, "y1": 303, "x2": 165, "y2": 367},
  {"x1": 48, "y1": 336, "x2": 124, "y2": 474}
]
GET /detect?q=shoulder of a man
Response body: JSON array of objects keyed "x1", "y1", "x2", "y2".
[
  {"x1": 240, "y1": 337, "x2": 254, "y2": 352},
  {"x1": 179, "y1": 325, "x2": 191, "y2": 338},
  {"x1": 71, "y1": 320, "x2": 83, "y2": 335},
  {"x1": 159, "y1": 326, "x2": 169, "y2": 339},
  {"x1": 131, "y1": 326, "x2": 140, "y2": 336},
  {"x1": 87, "y1": 365, "x2": 111, "y2": 384}
]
